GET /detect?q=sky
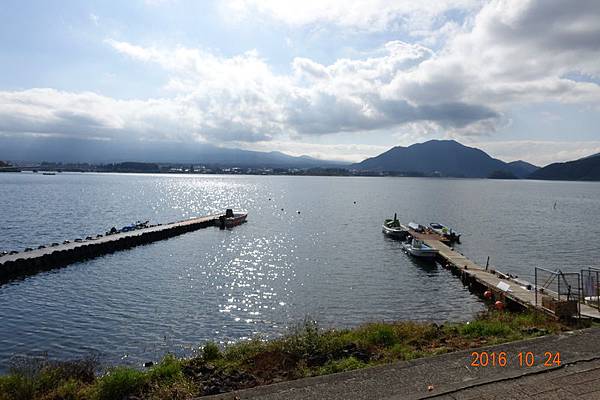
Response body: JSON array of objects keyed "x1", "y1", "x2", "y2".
[{"x1": 1, "y1": 0, "x2": 600, "y2": 166}]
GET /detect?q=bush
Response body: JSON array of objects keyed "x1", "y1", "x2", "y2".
[
  {"x1": 387, "y1": 344, "x2": 422, "y2": 361},
  {"x1": 92, "y1": 367, "x2": 147, "y2": 400},
  {"x1": 223, "y1": 339, "x2": 265, "y2": 363},
  {"x1": 202, "y1": 342, "x2": 222, "y2": 361},
  {"x1": 317, "y1": 357, "x2": 364, "y2": 375},
  {"x1": 0, "y1": 374, "x2": 35, "y2": 400},
  {"x1": 43, "y1": 379, "x2": 81, "y2": 400},
  {"x1": 148, "y1": 355, "x2": 183, "y2": 384},
  {"x1": 459, "y1": 320, "x2": 513, "y2": 338},
  {"x1": 361, "y1": 324, "x2": 397, "y2": 347}
]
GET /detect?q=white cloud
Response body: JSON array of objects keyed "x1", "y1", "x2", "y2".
[
  {"x1": 472, "y1": 140, "x2": 600, "y2": 166},
  {"x1": 89, "y1": 13, "x2": 99, "y2": 26},
  {"x1": 235, "y1": 140, "x2": 388, "y2": 162},
  {"x1": 2, "y1": 0, "x2": 600, "y2": 164},
  {"x1": 224, "y1": 0, "x2": 483, "y2": 33}
]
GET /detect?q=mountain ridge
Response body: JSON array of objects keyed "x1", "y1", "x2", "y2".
[
  {"x1": 351, "y1": 140, "x2": 537, "y2": 178},
  {"x1": 0, "y1": 136, "x2": 344, "y2": 169},
  {"x1": 529, "y1": 153, "x2": 600, "y2": 181}
]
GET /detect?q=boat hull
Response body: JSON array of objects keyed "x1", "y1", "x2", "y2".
[
  {"x1": 402, "y1": 240, "x2": 439, "y2": 259},
  {"x1": 224, "y1": 213, "x2": 247, "y2": 228},
  {"x1": 382, "y1": 224, "x2": 408, "y2": 239},
  {"x1": 406, "y1": 248, "x2": 438, "y2": 258}
]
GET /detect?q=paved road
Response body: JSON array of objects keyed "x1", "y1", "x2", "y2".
[
  {"x1": 205, "y1": 328, "x2": 600, "y2": 400},
  {"x1": 430, "y1": 359, "x2": 600, "y2": 399}
]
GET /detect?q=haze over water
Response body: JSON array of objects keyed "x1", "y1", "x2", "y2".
[{"x1": 1, "y1": 173, "x2": 599, "y2": 371}]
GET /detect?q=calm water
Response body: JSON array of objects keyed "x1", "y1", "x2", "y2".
[{"x1": 1, "y1": 173, "x2": 599, "y2": 371}]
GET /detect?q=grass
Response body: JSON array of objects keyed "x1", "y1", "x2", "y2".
[{"x1": 0, "y1": 310, "x2": 572, "y2": 399}]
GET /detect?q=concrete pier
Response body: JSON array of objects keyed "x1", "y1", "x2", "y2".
[
  {"x1": 0, "y1": 214, "x2": 223, "y2": 284},
  {"x1": 406, "y1": 228, "x2": 600, "y2": 321}
]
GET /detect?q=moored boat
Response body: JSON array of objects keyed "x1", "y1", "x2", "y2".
[
  {"x1": 407, "y1": 222, "x2": 425, "y2": 232},
  {"x1": 219, "y1": 209, "x2": 248, "y2": 229},
  {"x1": 382, "y1": 213, "x2": 409, "y2": 239},
  {"x1": 429, "y1": 223, "x2": 461, "y2": 243},
  {"x1": 402, "y1": 238, "x2": 438, "y2": 258}
]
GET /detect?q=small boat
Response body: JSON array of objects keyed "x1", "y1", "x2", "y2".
[
  {"x1": 382, "y1": 213, "x2": 408, "y2": 239},
  {"x1": 429, "y1": 223, "x2": 461, "y2": 243},
  {"x1": 402, "y1": 238, "x2": 438, "y2": 258},
  {"x1": 42, "y1": 172, "x2": 56, "y2": 176},
  {"x1": 407, "y1": 222, "x2": 425, "y2": 232},
  {"x1": 219, "y1": 209, "x2": 248, "y2": 229}
]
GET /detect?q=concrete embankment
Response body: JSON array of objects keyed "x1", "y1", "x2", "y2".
[
  {"x1": 205, "y1": 327, "x2": 600, "y2": 400},
  {"x1": 0, "y1": 214, "x2": 221, "y2": 284}
]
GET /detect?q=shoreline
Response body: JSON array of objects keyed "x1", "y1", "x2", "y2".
[{"x1": 0, "y1": 310, "x2": 582, "y2": 399}]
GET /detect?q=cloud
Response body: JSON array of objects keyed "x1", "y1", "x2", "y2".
[
  {"x1": 89, "y1": 13, "x2": 100, "y2": 26},
  {"x1": 235, "y1": 140, "x2": 389, "y2": 163},
  {"x1": 224, "y1": 0, "x2": 483, "y2": 33},
  {"x1": 105, "y1": 38, "x2": 500, "y2": 138},
  {"x1": 2, "y1": 0, "x2": 600, "y2": 164},
  {"x1": 472, "y1": 140, "x2": 600, "y2": 166}
]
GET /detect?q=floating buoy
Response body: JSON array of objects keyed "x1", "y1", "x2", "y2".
[
  {"x1": 353, "y1": 201, "x2": 356, "y2": 204},
  {"x1": 494, "y1": 300, "x2": 504, "y2": 311},
  {"x1": 281, "y1": 208, "x2": 284, "y2": 211},
  {"x1": 297, "y1": 211, "x2": 300, "y2": 214},
  {"x1": 484, "y1": 290, "x2": 493, "y2": 299}
]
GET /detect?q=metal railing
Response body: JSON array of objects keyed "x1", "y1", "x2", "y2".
[
  {"x1": 581, "y1": 267, "x2": 600, "y2": 310},
  {"x1": 534, "y1": 267, "x2": 581, "y2": 318}
]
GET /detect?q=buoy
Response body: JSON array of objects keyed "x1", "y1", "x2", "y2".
[
  {"x1": 281, "y1": 208, "x2": 284, "y2": 211},
  {"x1": 494, "y1": 300, "x2": 504, "y2": 311},
  {"x1": 297, "y1": 211, "x2": 300, "y2": 214},
  {"x1": 484, "y1": 290, "x2": 493, "y2": 299},
  {"x1": 353, "y1": 201, "x2": 356, "y2": 204}
]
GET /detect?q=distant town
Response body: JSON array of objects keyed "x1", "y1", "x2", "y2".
[{"x1": 1, "y1": 161, "x2": 430, "y2": 177}]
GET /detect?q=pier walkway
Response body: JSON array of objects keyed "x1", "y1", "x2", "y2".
[
  {"x1": 406, "y1": 230, "x2": 600, "y2": 321},
  {"x1": 0, "y1": 213, "x2": 222, "y2": 284}
]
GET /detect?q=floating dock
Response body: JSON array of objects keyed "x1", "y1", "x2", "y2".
[
  {"x1": 407, "y1": 229, "x2": 600, "y2": 321},
  {"x1": 0, "y1": 214, "x2": 224, "y2": 284}
]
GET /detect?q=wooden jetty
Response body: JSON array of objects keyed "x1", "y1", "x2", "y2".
[
  {"x1": 408, "y1": 230, "x2": 600, "y2": 321},
  {"x1": 0, "y1": 213, "x2": 226, "y2": 284}
]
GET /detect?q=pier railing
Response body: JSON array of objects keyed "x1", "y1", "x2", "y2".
[
  {"x1": 534, "y1": 267, "x2": 581, "y2": 318},
  {"x1": 581, "y1": 267, "x2": 600, "y2": 310}
]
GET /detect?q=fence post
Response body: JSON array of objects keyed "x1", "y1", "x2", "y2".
[
  {"x1": 535, "y1": 267, "x2": 538, "y2": 308},
  {"x1": 597, "y1": 269, "x2": 600, "y2": 311}
]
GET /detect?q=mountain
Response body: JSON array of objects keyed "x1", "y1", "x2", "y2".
[
  {"x1": 352, "y1": 140, "x2": 536, "y2": 178},
  {"x1": 506, "y1": 160, "x2": 539, "y2": 177},
  {"x1": 529, "y1": 153, "x2": 600, "y2": 181},
  {"x1": 0, "y1": 136, "x2": 342, "y2": 169}
]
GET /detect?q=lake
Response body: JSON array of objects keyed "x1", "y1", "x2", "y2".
[{"x1": 0, "y1": 173, "x2": 599, "y2": 371}]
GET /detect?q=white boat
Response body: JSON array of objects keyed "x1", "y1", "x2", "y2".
[
  {"x1": 382, "y1": 214, "x2": 409, "y2": 239},
  {"x1": 429, "y1": 223, "x2": 461, "y2": 242},
  {"x1": 407, "y1": 222, "x2": 424, "y2": 232},
  {"x1": 402, "y1": 239, "x2": 438, "y2": 258}
]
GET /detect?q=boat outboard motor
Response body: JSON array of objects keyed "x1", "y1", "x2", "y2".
[{"x1": 225, "y1": 209, "x2": 234, "y2": 218}]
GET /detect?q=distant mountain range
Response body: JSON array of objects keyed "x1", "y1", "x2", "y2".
[
  {"x1": 351, "y1": 140, "x2": 539, "y2": 178},
  {"x1": 530, "y1": 153, "x2": 600, "y2": 181},
  {"x1": 0, "y1": 136, "x2": 342, "y2": 169},
  {"x1": 3, "y1": 135, "x2": 599, "y2": 181}
]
